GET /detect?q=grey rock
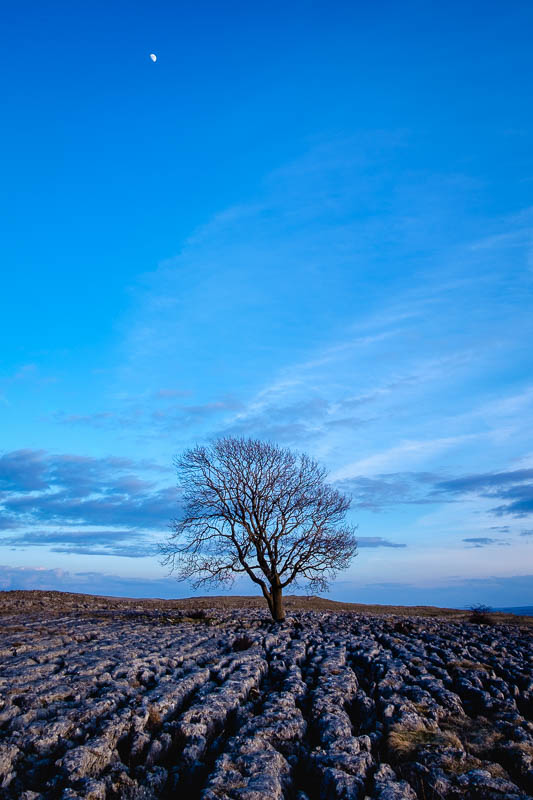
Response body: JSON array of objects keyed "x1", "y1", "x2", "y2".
[{"x1": 0, "y1": 598, "x2": 531, "y2": 799}]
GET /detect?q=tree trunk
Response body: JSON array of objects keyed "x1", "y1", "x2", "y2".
[
  {"x1": 271, "y1": 585, "x2": 285, "y2": 622},
  {"x1": 261, "y1": 583, "x2": 285, "y2": 622}
]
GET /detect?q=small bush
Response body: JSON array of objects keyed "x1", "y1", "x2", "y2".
[
  {"x1": 186, "y1": 609, "x2": 207, "y2": 620},
  {"x1": 468, "y1": 604, "x2": 495, "y2": 625},
  {"x1": 232, "y1": 635, "x2": 254, "y2": 652},
  {"x1": 146, "y1": 705, "x2": 162, "y2": 731},
  {"x1": 393, "y1": 620, "x2": 416, "y2": 635},
  {"x1": 177, "y1": 608, "x2": 213, "y2": 624}
]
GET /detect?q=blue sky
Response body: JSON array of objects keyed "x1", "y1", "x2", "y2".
[{"x1": 1, "y1": 0, "x2": 532, "y2": 606}]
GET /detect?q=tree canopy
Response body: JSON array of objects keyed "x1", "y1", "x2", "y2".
[{"x1": 161, "y1": 437, "x2": 357, "y2": 621}]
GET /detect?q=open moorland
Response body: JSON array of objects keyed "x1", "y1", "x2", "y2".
[{"x1": 0, "y1": 592, "x2": 532, "y2": 799}]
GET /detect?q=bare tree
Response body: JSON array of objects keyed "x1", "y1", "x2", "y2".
[{"x1": 160, "y1": 437, "x2": 357, "y2": 621}]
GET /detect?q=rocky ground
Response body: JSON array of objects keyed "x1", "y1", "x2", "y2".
[{"x1": 0, "y1": 594, "x2": 532, "y2": 799}]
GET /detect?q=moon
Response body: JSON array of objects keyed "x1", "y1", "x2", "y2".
[{"x1": 149, "y1": 53, "x2": 157, "y2": 62}]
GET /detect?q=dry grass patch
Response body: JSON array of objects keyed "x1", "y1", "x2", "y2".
[
  {"x1": 388, "y1": 725, "x2": 463, "y2": 760},
  {"x1": 412, "y1": 701, "x2": 434, "y2": 715},
  {"x1": 441, "y1": 753, "x2": 481, "y2": 775},
  {"x1": 440, "y1": 715, "x2": 505, "y2": 759},
  {"x1": 448, "y1": 659, "x2": 490, "y2": 672},
  {"x1": 497, "y1": 741, "x2": 533, "y2": 759},
  {"x1": 486, "y1": 762, "x2": 513, "y2": 780},
  {"x1": 441, "y1": 754, "x2": 509, "y2": 779}
]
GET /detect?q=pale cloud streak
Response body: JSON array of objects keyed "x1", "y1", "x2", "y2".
[{"x1": 331, "y1": 434, "x2": 484, "y2": 480}]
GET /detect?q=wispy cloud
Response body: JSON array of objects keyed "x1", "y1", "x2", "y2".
[
  {"x1": 357, "y1": 536, "x2": 406, "y2": 548},
  {"x1": 334, "y1": 472, "x2": 440, "y2": 511},
  {"x1": 2, "y1": 529, "x2": 156, "y2": 558},
  {"x1": 333, "y1": 467, "x2": 533, "y2": 524},
  {"x1": 52, "y1": 395, "x2": 244, "y2": 435},
  {"x1": 468, "y1": 207, "x2": 533, "y2": 255},
  {"x1": 0, "y1": 450, "x2": 176, "y2": 559},
  {"x1": 217, "y1": 394, "x2": 370, "y2": 447},
  {"x1": 462, "y1": 537, "x2": 510, "y2": 548},
  {"x1": 435, "y1": 469, "x2": 533, "y2": 517},
  {"x1": 331, "y1": 434, "x2": 483, "y2": 479}
]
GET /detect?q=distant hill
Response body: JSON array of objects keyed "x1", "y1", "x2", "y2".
[
  {"x1": 494, "y1": 605, "x2": 533, "y2": 616},
  {"x1": 0, "y1": 590, "x2": 531, "y2": 625}
]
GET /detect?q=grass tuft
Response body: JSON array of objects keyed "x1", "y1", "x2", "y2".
[
  {"x1": 448, "y1": 659, "x2": 490, "y2": 672},
  {"x1": 440, "y1": 714, "x2": 505, "y2": 759},
  {"x1": 388, "y1": 726, "x2": 462, "y2": 760}
]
